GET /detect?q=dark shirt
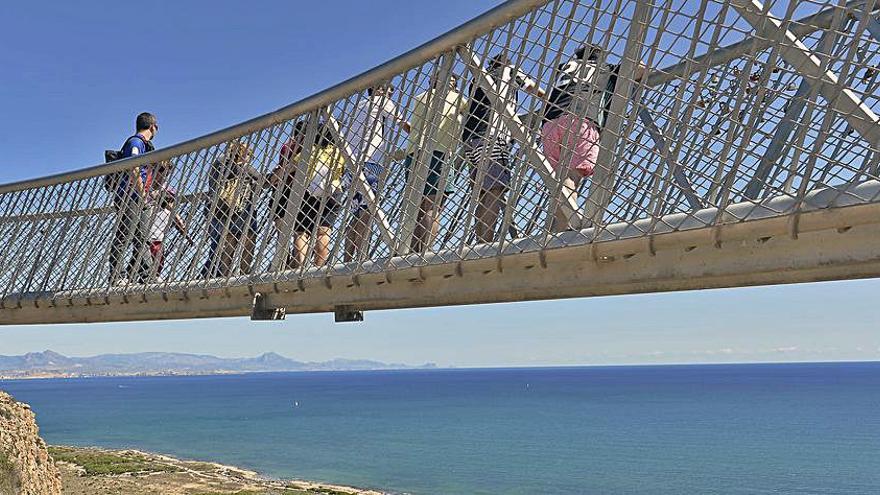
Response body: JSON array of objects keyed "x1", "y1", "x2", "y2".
[
  {"x1": 116, "y1": 134, "x2": 154, "y2": 200},
  {"x1": 462, "y1": 66, "x2": 534, "y2": 142}
]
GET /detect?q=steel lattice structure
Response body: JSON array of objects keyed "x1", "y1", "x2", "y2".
[{"x1": 1, "y1": 0, "x2": 879, "y2": 324}]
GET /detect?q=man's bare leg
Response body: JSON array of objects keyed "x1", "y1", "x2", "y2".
[
  {"x1": 552, "y1": 172, "x2": 582, "y2": 232},
  {"x1": 411, "y1": 194, "x2": 444, "y2": 253},
  {"x1": 293, "y1": 232, "x2": 309, "y2": 269},
  {"x1": 314, "y1": 226, "x2": 332, "y2": 267},
  {"x1": 475, "y1": 187, "x2": 506, "y2": 243},
  {"x1": 345, "y1": 210, "x2": 369, "y2": 262}
]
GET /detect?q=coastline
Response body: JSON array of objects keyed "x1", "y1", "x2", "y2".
[
  {"x1": 49, "y1": 445, "x2": 389, "y2": 495},
  {"x1": 3, "y1": 360, "x2": 878, "y2": 381},
  {"x1": 0, "y1": 350, "x2": 437, "y2": 381}
]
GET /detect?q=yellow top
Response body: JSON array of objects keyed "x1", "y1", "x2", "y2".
[
  {"x1": 407, "y1": 88, "x2": 468, "y2": 155},
  {"x1": 294, "y1": 144, "x2": 346, "y2": 196}
]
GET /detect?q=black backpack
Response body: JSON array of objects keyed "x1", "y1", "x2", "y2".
[
  {"x1": 544, "y1": 62, "x2": 620, "y2": 129},
  {"x1": 103, "y1": 135, "x2": 155, "y2": 192}
]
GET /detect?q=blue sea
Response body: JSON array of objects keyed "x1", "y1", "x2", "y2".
[{"x1": 2, "y1": 363, "x2": 879, "y2": 494}]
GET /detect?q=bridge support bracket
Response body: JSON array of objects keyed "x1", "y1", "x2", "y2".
[
  {"x1": 251, "y1": 292, "x2": 286, "y2": 321},
  {"x1": 334, "y1": 305, "x2": 364, "y2": 323}
]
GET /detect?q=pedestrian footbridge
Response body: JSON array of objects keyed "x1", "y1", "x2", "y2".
[{"x1": 2, "y1": 0, "x2": 879, "y2": 325}]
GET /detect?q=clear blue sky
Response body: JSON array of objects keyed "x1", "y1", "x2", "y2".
[{"x1": 1, "y1": 1, "x2": 878, "y2": 367}]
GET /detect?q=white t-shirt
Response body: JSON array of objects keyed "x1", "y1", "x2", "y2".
[
  {"x1": 342, "y1": 94, "x2": 404, "y2": 165},
  {"x1": 148, "y1": 207, "x2": 172, "y2": 242}
]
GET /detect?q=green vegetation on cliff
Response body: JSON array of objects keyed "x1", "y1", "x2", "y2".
[
  {"x1": 46, "y1": 445, "x2": 378, "y2": 495},
  {"x1": 48, "y1": 446, "x2": 179, "y2": 476}
]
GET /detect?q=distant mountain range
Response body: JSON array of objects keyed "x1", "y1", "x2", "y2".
[{"x1": 0, "y1": 350, "x2": 436, "y2": 379}]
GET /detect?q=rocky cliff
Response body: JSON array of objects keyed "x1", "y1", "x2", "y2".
[{"x1": 0, "y1": 391, "x2": 61, "y2": 495}]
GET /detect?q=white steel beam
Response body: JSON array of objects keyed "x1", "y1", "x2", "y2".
[
  {"x1": 638, "y1": 109, "x2": 703, "y2": 210},
  {"x1": 730, "y1": 0, "x2": 880, "y2": 148},
  {"x1": 742, "y1": 15, "x2": 850, "y2": 200},
  {"x1": 646, "y1": 1, "x2": 872, "y2": 88},
  {"x1": 852, "y1": 6, "x2": 880, "y2": 40},
  {"x1": 321, "y1": 111, "x2": 396, "y2": 249}
]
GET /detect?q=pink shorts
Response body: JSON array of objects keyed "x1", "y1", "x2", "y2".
[{"x1": 541, "y1": 114, "x2": 600, "y2": 177}]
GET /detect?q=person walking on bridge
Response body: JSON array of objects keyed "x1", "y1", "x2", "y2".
[
  {"x1": 541, "y1": 44, "x2": 647, "y2": 232},
  {"x1": 270, "y1": 121, "x2": 346, "y2": 269},
  {"x1": 463, "y1": 53, "x2": 544, "y2": 244},
  {"x1": 340, "y1": 83, "x2": 410, "y2": 262},
  {"x1": 138, "y1": 162, "x2": 193, "y2": 282},
  {"x1": 202, "y1": 141, "x2": 262, "y2": 278},
  {"x1": 403, "y1": 74, "x2": 468, "y2": 253},
  {"x1": 107, "y1": 112, "x2": 159, "y2": 285}
]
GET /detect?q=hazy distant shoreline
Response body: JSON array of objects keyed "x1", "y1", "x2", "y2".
[
  {"x1": 2, "y1": 351, "x2": 876, "y2": 380},
  {"x1": 0, "y1": 350, "x2": 436, "y2": 380},
  {"x1": 0, "y1": 368, "x2": 438, "y2": 380}
]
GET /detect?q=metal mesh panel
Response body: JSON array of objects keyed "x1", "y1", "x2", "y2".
[{"x1": 0, "y1": 0, "x2": 878, "y2": 314}]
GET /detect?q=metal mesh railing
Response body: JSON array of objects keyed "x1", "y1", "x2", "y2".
[{"x1": 1, "y1": 0, "x2": 878, "y2": 307}]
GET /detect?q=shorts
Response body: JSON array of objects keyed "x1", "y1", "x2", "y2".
[
  {"x1": 464, "y1": 137, "x2": 511, "y2": 190},
  {"x1": 404, "y1": 150, "x2": 454, "y2": 196},
  {"x1": 294, "y1": 192, "x2": 340, "y2": 234},
  {"x1": 215, "y1": 209, "x2": 258, "y2": 237},
  {"x1": 351, "y1": 162, "x2": 383, "y2": 213},
  {"x1": 541, "y1": 114, "x2": 600, "y2": 177}
]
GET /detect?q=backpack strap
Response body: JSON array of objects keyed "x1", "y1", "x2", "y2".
[
  {"x1": 597, "y1": 64, "x2": 621, "y2": 130},
  {"x1": 121, "y1": 135, "x2": 156, "y2": 192},
  {"x1": 121, "y1": 135, "x2": 138, "y2": 152},
  {"x1": 122, "y1": 134, "x2": 154, "y2": 153}
]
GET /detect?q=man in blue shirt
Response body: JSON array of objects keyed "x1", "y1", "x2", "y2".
[{"x1": 108, "y1": 112, "x2": 159, "y2": 285}]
